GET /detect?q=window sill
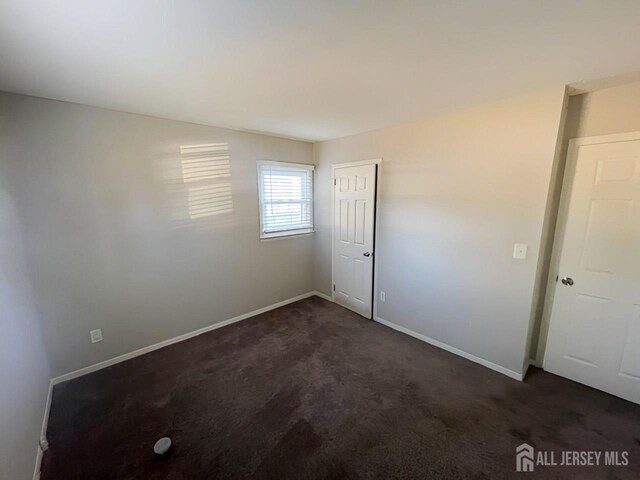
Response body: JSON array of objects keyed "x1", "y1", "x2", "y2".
[{"x1": 260, "y1": 229, "x2": 315, "y2": 242}]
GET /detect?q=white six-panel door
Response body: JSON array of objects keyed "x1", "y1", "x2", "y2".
[
  {"x1": 333, "y1": 164, "x2": 377, "y2": 318},
  {"x1": 545, "y1": 135, "x2": 640, "y2": 404}
]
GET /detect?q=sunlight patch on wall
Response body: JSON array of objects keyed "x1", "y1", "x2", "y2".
[
  {"x1": 164, "y1": 142, "x2": 234, "y2": 230},
  {"x1": 176, "y1": 143, "x2": 233, "y2": 225},
  {"x1": 180, "y1": 143, "x2": 231, "y2": 184},
  {"x1": 186, "y1": 182, "x2": 233, "y2": 219}
]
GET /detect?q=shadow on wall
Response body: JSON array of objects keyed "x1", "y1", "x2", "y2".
[
  {"x1": 0, "y1": 188, "x2": 51, "y2": 480},
  {"x1": 161, "y1": 142, "x2": 236, "y2": 231}
]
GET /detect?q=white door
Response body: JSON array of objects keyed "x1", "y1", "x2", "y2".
[
  {"x1": 333, "y1": 164, "x2": 377, "y2": 318},
  {"x1": 545, "y1": 135, "x2": 640, "y2": 404}
]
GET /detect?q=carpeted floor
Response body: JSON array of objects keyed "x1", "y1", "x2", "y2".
[{"x1": 41, "y1": 296, "x2": 639, "y2": 479}]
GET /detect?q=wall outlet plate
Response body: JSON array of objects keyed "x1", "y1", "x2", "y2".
[
  {"x1": 90, "y1": 329, "x2": 103, "y2": 343},
  {"x1": 513, "y1": 243, "x2": 528, "y2": 260}
]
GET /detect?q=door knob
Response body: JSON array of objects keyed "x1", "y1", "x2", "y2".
[
  {"x1": 561, "y1": 277, "x2": 574, "y2": 286},
  {"x1": 363, "y1": 252, "x2": 371, "y2": 257}
]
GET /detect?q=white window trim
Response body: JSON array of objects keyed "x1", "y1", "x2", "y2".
[{"x1": 257, "y1": 160, "x2": 315, "y2": 240}]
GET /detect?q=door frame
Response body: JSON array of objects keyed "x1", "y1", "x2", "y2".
[
  {"x1": 540, "y1": 130, "x2": 640, "y2": 368},
  {"x1": 331, "y1": 158, "x2": 383, "y2": 319}
]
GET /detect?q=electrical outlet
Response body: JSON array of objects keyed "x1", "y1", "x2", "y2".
[
  {"x1": 90, "y1": 329, "x2": 103, "y2": 344},
  {"x1": 380, "y1": 291, "x2": 386, "y2": 302},
  {"x1": 513, "y1": 243, "x2": 528, "y2": 260}
]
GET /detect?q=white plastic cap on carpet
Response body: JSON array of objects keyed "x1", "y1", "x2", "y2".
[{"x1": 153, "y1": 437, "x2": 172, "y2": 455}]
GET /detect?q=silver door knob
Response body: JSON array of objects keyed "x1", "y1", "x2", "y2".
[
  {"x1": 363, "y1": 252, "x2": 371, "y2": 257},
  {"x1": 561, "y1": 277, "x2": 574, "y2": 286}
]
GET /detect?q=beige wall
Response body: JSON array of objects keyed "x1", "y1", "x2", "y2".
[
  {"x1": 0, "y1": 92, "x2": 314, "y2": 378},
  {"x1": 572, "y1": 81, "x2": 640, "y2": 138},
  {"x1": 0, "y1": 173, "x2": 50, "y2": 477},
  {"x1": 314, "y1": 88, "x2": 566, "y2": 377}
]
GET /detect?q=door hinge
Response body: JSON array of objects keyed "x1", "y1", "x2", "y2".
[
  {"x1": 333, "y1": 284, "x2": 336, "y2": 291},
  {"x1": 334, "y1": 179, "x2": 337, "y2": 186}
]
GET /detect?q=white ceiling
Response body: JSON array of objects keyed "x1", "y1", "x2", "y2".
[{"x1": 1, "y1": 1, "x2": 640, "y2": 141}]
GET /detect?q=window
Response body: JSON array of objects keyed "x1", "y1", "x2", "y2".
[{"x1": 257, "y1": 161, "x2": 314, "y2": 239}]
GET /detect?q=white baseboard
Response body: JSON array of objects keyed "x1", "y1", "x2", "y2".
[
  {"x1": 33, "y1": 380, "x2": 53, "y2": 480},
  {"x1": 51, "y1": 291, "x2": 318, "y2": 385},
  {"x1": 40, "y1": 381, "x2": 53, "y2": 444},
  {"x1": 32, "y1": 445, "x2": 44, "y2": 480},
  {"x1": 313, "y1": 290, "x2": 334, "y2": 302},
  {"x1": 374, "y1": 316, "x2": 524, "y2": 381}
]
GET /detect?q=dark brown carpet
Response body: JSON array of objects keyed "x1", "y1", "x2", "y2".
[{"x1": 41, "y1": 296, "x2": 639, "y2": 479}]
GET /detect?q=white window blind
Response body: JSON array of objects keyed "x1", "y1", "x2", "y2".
[{"x1": 257, "y1": 161, "x2": 315, "y2": 239}]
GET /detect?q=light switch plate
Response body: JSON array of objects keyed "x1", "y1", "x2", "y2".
[
  {"x1": 380, "y1": 291, "x2": 386, "y2": 302},
  {"x1": 513, "y1": 243, "x2": 528, "y2": 260},
  {"x1": 90, "y1": 329, "x2": 103, "y2": 343}
]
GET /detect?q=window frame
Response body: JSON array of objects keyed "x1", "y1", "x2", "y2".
[{"x1": 256, "y1": 160, "x2": 315, "y2": 240}]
